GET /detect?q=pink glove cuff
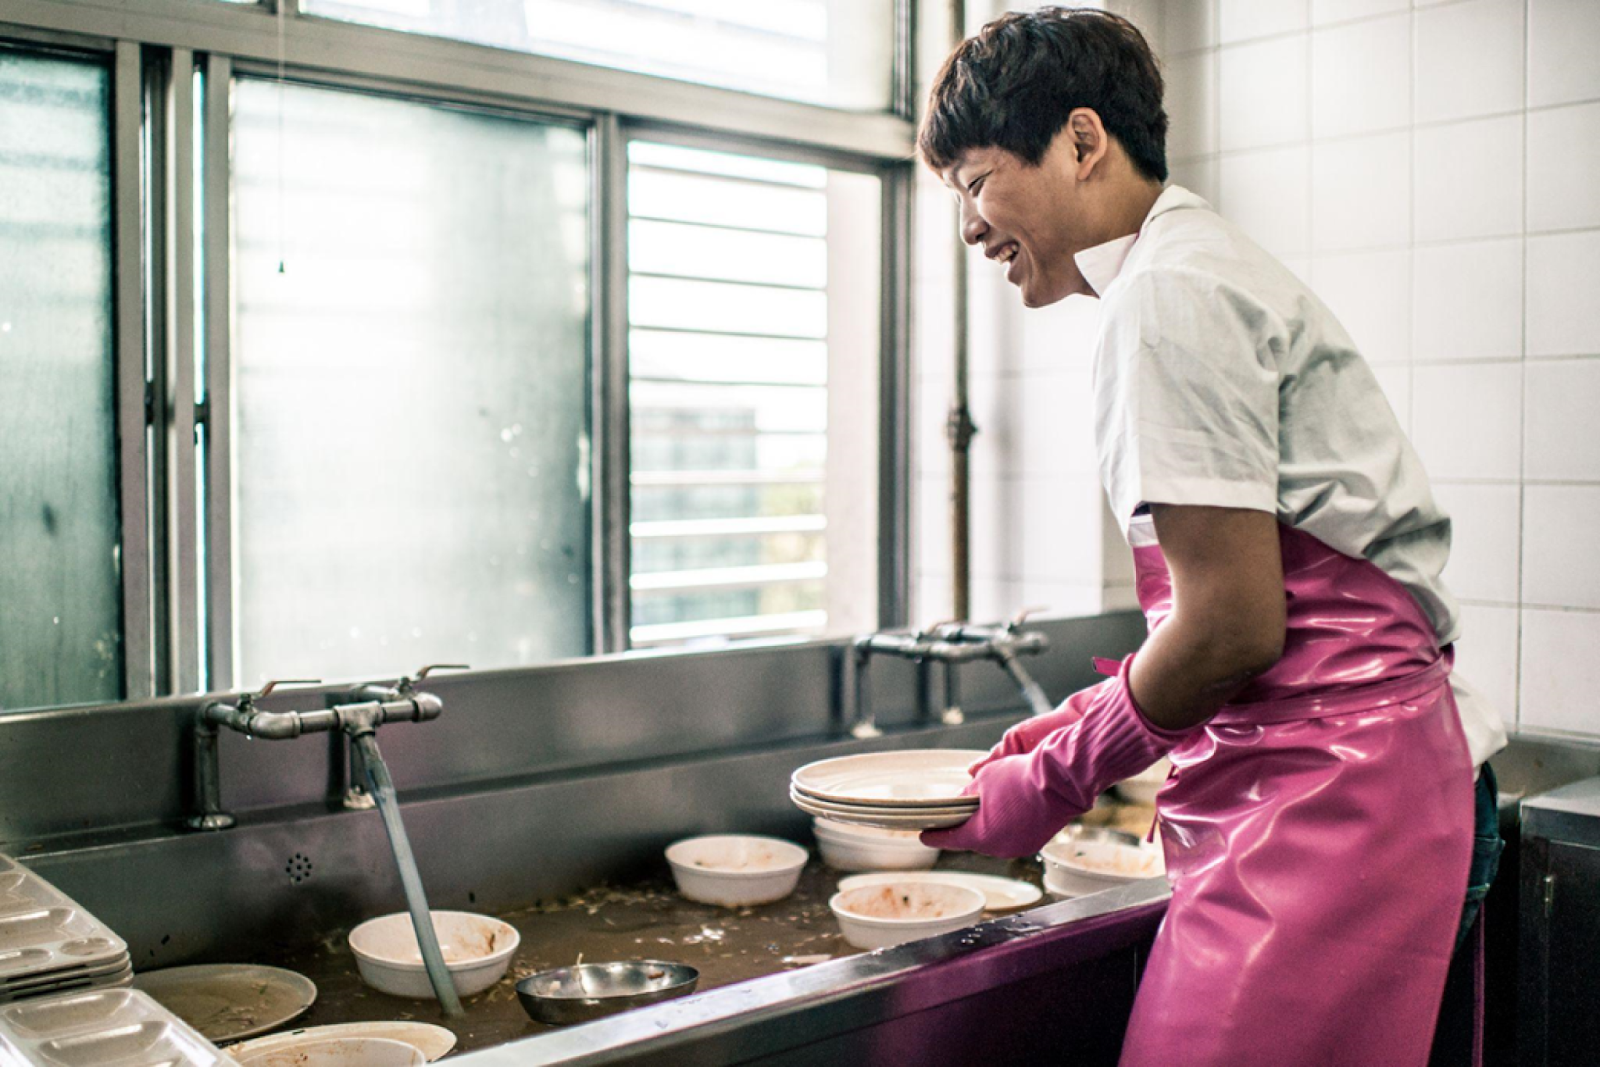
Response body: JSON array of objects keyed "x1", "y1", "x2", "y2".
[{"x1": 922, "y1": 656, "x2": 1188, "y2": 858}]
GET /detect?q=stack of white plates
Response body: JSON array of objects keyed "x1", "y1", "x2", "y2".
[
  {"x1": 790, "y1": 750, "x2": 984, "y2": 831},
  {"x1": 0, "y1": 854, "x2": 133, "y2": 1003}
]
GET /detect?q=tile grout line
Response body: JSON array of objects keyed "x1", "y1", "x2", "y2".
[{"x1": 1514, "y1": 0, "x2": 1529, "y2": 731}]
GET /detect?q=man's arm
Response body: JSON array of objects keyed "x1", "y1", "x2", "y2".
[{"x1": 1128, "y1": 504, "x2": 1287, "y2": 731}]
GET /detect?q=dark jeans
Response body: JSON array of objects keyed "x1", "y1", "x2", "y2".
[{"x1": 1456, "y1": 762, "x2": 1503, "y2": 953}]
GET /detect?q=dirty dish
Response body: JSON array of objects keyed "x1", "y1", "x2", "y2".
[
  {"x1": 837, "y1": 871, "x2": 1042, "y2": 913},
  {"x1": 664, "y1": 835, "x2": 806, "y2": 907},
  {"x1": 829, "y1": 882, "x2": 985, "y2": 950},
  {"x1": 223, "y1": 1022, "x2": 456, "y2": 1062},
  {"x1": 515, "y1": 961, "x2": 699, "y2": 1025},
  {"x1": 347, "y1": 911, "x2": 519, "y2": 999},
  {"x1": 1040, "y1": 826, "x2": 1165, "y2": 897},
  {"x1": 790, "y1": 791, "x2": 975, "y2": 831},
  {"x1": 812, "y1": 819, "x2": 938, "y2": 871},
  {"x1": 132, "y1": 964, "x2": 317, "y2": 1043},
  {"x1": 791, "y1": 750, "x2": 986, "y2": 807},
  {"x1": 231, "y1": 1035, "x2": 423, "y2": 1067},
  {"x1": 1114, "y1": 757, "x2": 1171, "y2": 805}
]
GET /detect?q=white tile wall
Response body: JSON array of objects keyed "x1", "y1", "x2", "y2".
[
  {"x1": 1021, "y1": 476, "x2": 1107, "y2": 583},
  {"x1": 1311, "y1": 14, "x2": 1410, "y2": 140},
  {"x1": 1454, "y1": 603, "x2": 1520, "y2": 728},
  {"x1": 1166, "y1": 50, "x2": 1218, "y2": 159},
  {"x1": 1526, "y1": 102, "x2": 1600, "y2": 233},
  {"x1": 1219, "y1": 147, "x2": 1311, "y2": 257},
  {"x1": 1165, "y1": 0, "x2": 1220, "y2": 52},
  {"x1": 1168, "y1": 157, "x2": 1221, "y2": 204},
  {"x1": 1411, "y1": 362, "x2": 1522, "y2": 480},
  {"x1": 1412, "y1": 239, "x2": 1523, "y2": 362},
  {"x1": 1528, "y1": 0, "x2": 1600, "y2": 108},
  {"x1": 1313, "y1": 248, "x2": 1412, "y2": 365},
  {"x1": 1413, "y1": 115, "x2": 1525, "y2": 243},
  {"x1": 1526, "y1": 230, "x2": 1600, "y2": 357},
  {"x1": 1018, "y1": 370, "x2": 1098, "y2": 477},
  {"x1": 1524, "y1": 360, "x2": 1600, "y2": 480},
  {"x1": 1311, "y1": 132, "x2": 1410, "y2": 252},
  {"x1": 1520, "y1": 608, "x2": 1600, "y2": 734},
  {"x1": 1413, "y1": 0, "x2": 1526, "y2": 124},
  {"x1": 1219, "y1": 0, "x2": 1308, "y2": 43},
  {"x1": 1434, "y1": 482, "x2": 1521, "y2": 603},
  {"x1": 1311, "y1": 0, "x2": 1407, "y2": 26},
  {"x1": 1219, "y1": 36, "x2": 1309, "y2": 151},
  {"x1": 1523, "y1": 485, "x2": 1600, "y2": 609}
]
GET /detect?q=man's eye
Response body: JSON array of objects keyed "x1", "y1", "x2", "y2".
[{"x1": 967, "y1": 175, "x2": 986, "y2": 195}]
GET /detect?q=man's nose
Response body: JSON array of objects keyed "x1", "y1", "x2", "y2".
[{"x1": 959, "y1": 200, "x2": 987, "y2": 246}]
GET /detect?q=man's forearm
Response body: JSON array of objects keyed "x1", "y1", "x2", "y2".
[{"x1": 1127, "y1": 611, "x2": 1281, "y2": 731}]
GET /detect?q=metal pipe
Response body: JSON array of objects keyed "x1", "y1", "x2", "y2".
[
  {"x1": 352, "y1": 731, "x2": 463, "y2": 1017},
  {"x1": 947, "y1": 0, "x2": 972, "y2": 624},
  {"x1": 185, "y1": 718, "x2": 235, "y2": 831},
  {"x1": 994, "y1": 646, "x2": 1055, "y2": 717}
]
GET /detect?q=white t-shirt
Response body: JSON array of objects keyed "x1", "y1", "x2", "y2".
[{"x1": 1078, "y1": 185, "x2": 1507, "y2": 767}]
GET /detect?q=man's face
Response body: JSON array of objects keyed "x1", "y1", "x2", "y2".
[{"x1": 940, "y1": 132, "x2": 1095, "y2": 307}]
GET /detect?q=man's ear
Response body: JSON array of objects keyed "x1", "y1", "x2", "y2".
[{"x1": 1067, "y1": 109, "x2": 1110, "y2": 177}]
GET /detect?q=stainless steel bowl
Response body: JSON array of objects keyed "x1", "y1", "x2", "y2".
[{"x1": 515, "y1": 961, "x2": 700, "y2": 1025}]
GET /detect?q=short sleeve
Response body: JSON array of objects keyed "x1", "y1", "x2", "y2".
[{"x1": 1093, "y1": 267, "x2": 1281, "y2": 536}]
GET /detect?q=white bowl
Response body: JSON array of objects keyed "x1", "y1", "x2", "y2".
[
  {"x1": 1039, "y1": 827, "x2": 1165, "y2": 898},
  {"x1": 828, "y1": 882, "x2": 985, "y2": 950},
  {"x1": 664, "y1": 835, "x2": 807, "y2": 907},
  {"x1": 1114, "y1": 757, "x2": 1171, "y2": 805},
  {"x1": 812, "y1": 819, "x2": 938, "y2": 872},
  {"x1": 347, "y1": 911, "x2": 520, "y2": 999},
  {"x1": 234, "y1": 1037, "x2": 425, "y2": 1067}
]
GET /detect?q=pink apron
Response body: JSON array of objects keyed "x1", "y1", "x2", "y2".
[{"x1": 1117, "y1": 521, "x2": 1474, "y2": 1067}]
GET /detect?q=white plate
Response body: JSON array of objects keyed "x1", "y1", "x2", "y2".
[
  {"x1": 792, "y1": 790, "x2": 975, "y2": 818},
  {"x1": 838, "y1": 871, "x2": 1042, "y2": 913},
  {"x1": 224, "y1": 1022, "x2": 457, "y2": 1062},
  {"x1": 791, "y1": 750, "x2": 985, "y2": 807},
  {"x1": 791, "y1": 793, "x2": 974, "y2": 830},
  {"x1": 133, "y1": 964, "x2": 317, "y2": 1042}
]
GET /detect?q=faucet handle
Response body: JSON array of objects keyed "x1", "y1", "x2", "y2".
[
  {"x1": 415, "y1": 664, "x2": 469, "y2": 681},
  {"x1": 1008, "y1": 606, "x2": 1047, "y2": 631},
  {"x1": 252, "y1": 678, "x2": 322, "y2": 701},
  {"x1": 396, "y1": 664, "x2": 470, "y2": 693},
  {"x1": 236, "y1": 678, "x2": 321, "y2": 710}
]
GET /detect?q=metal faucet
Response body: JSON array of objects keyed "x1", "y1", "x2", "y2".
[
  {"x1": 337, "y1": 665, "x2": 467, "y2": 810},
  {"x1": 849, "y1": 609, "x2": 1052, "y2": 737},
  {"x1": 184, "y1": 666, "x2": 468, "y2": 1017}
]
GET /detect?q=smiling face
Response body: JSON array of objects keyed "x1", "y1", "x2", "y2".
[
  {"x1": 940, "y1": 112, "x2": 1138, "y2": 307},
  {"x1": 943, "y1": 141, "x2": 1088, "y2": 307}
]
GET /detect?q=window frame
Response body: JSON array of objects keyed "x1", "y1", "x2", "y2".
[{"x1": 0, "y1": 0, "x2": 914, "y2": 703}]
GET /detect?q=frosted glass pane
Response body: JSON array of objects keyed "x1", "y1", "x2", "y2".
[
  {"x1": 0, "y1": 51, "x2": 121, "y2": 712},
  {"x1": 302, "y1": 0, "x2": 894, "y2": 112},
  {"x1": 232, "y1": 79, "x2": 590, "y2": 685}
]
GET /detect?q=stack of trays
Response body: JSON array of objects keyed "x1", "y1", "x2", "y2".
[
  {"x1": 0, "y1": 854, "x2": 132, "y2": 1004},
  {"x1": 0, "y1": 987, "x2": 224, "y2": 1067},
  {"x1": 789, "y1": 750, "x2": 984, "y2": 830}
]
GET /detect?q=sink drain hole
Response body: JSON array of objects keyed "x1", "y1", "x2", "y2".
[{"x1": 285, "y1": 853, "x2": 314, "y2": 884}]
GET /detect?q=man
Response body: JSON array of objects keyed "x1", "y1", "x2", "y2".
[{"x1": 917, "y1": 10, "x2": 1505, "y2": 1065}]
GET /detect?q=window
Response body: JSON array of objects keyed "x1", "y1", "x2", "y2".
[
  {"x1": 626, "y1": 140, "x2": 880, "y2": 645},
  {"x1": 230, "y1": 79, "x2": 591, "y2": 684},
  {"x1": 0, "y1": 49, "x2": 121, "y2": 711},
  {"x1": 302, "y1": 0, "x2": 897, "y2": 111}
]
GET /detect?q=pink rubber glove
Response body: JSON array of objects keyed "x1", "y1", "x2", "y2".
[
  {"x1": 921, "y1": 656, "x2": 1189, "y2": 858},
  {"x1": 965, "y1": 675, "x2": 1119, "y2": 777}
]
